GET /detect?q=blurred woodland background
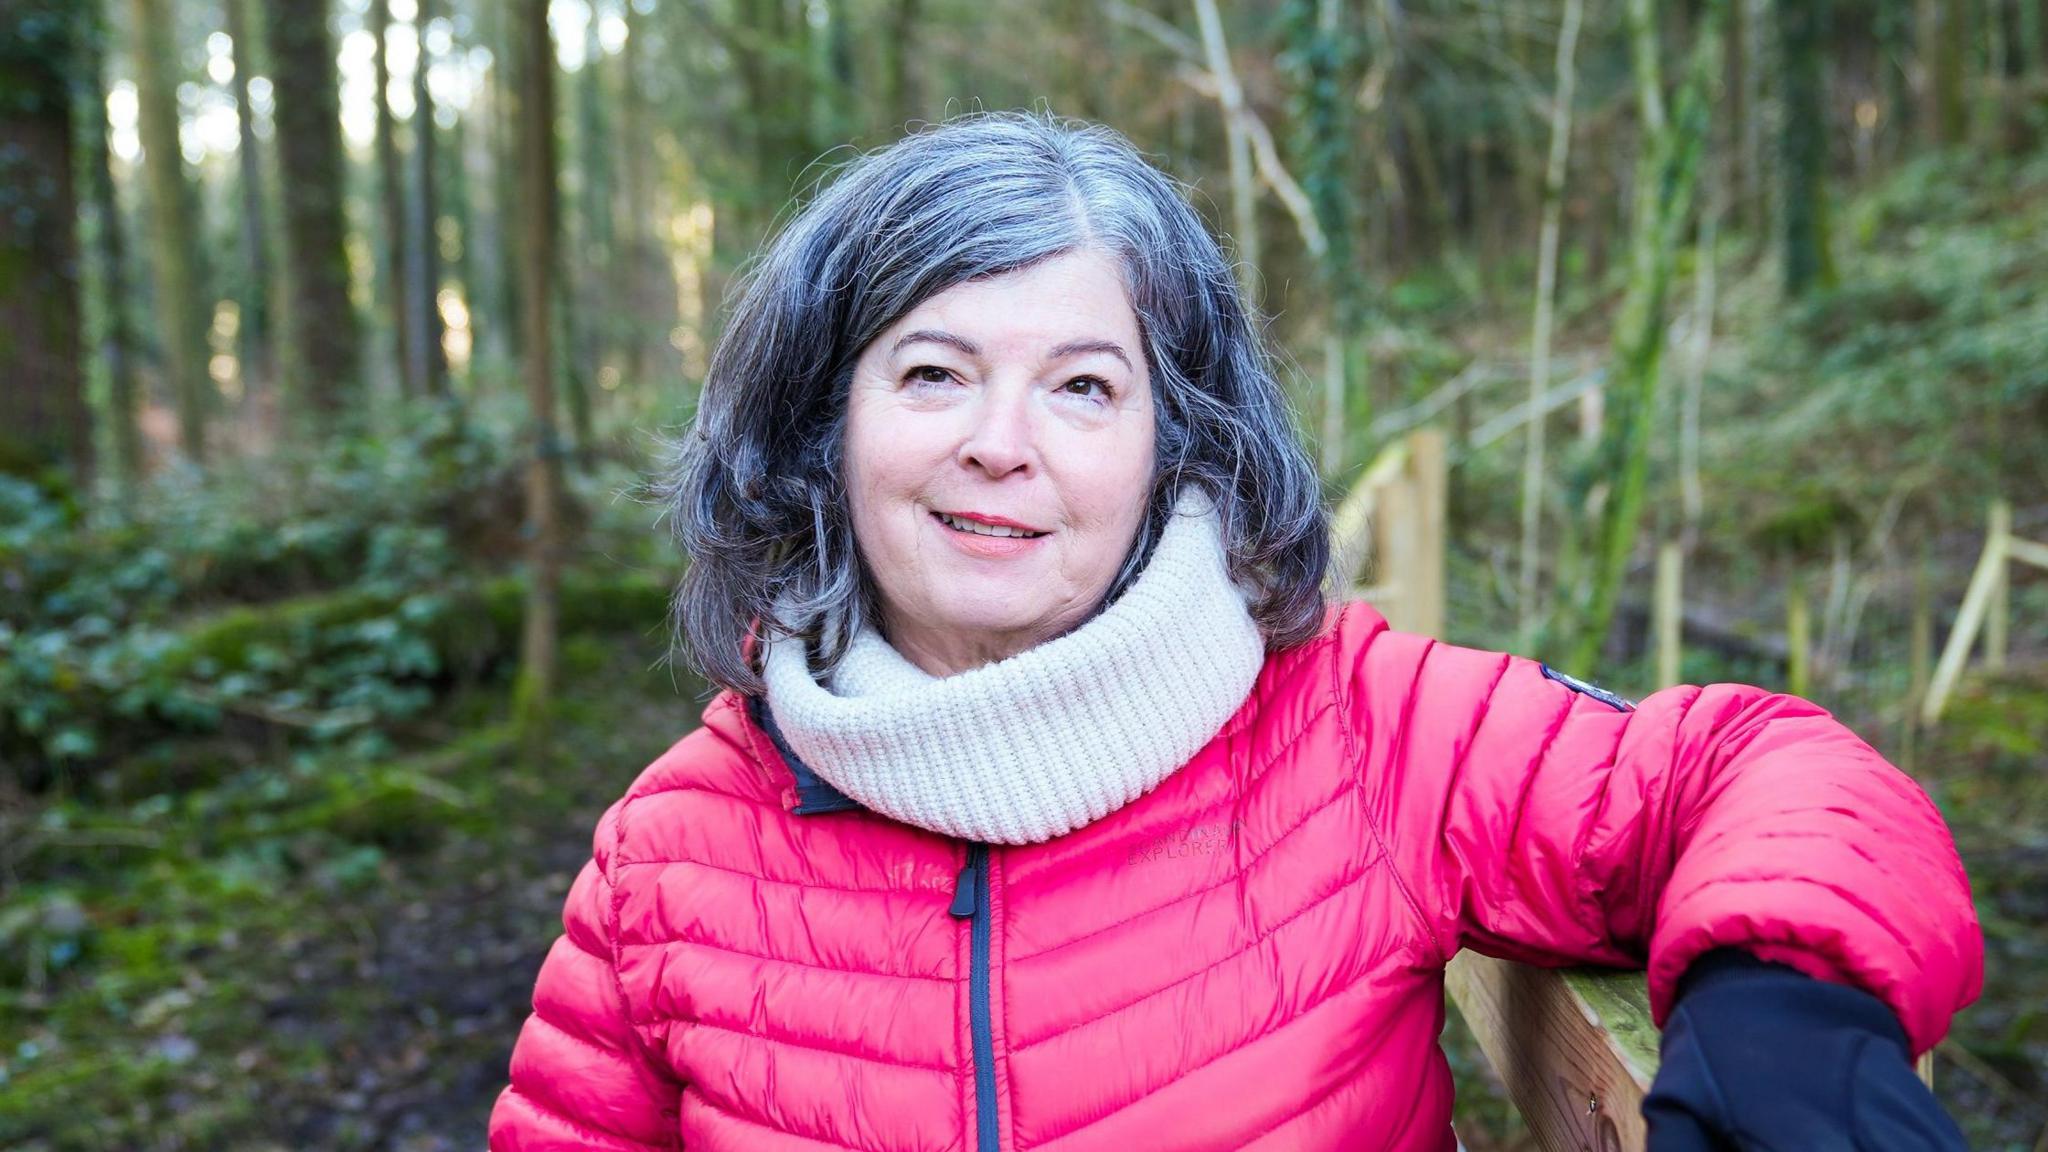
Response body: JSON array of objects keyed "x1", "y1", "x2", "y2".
[{"x1": 1, "y1": 0, "x2": 2046, "y2": 1148}]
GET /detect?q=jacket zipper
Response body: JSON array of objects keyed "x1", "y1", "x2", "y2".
[{"x1": 949, "y1": 842, "x2": 998, "y2": 1152}]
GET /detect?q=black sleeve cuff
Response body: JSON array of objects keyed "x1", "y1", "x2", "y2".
[{"x1": 1671, "y1": 946, "x2": 1912, "y2": 1058}]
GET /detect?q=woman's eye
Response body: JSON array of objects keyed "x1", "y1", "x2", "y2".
[
  {"x1": 1060, "y1": 375, "x2": 1112, "y2": 400},
  {"x1": 905, "y1": 365, "x2": 955, "y2": 386}
]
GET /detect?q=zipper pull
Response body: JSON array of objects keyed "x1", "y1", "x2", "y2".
[{"x1": 949, "y1": 859, "x2": 980, "y2": 918}]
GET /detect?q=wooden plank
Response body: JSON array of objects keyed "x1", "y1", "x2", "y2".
[
  {"x1": 1446, "y1": 953, "x2": 1656, "y2": 1152},
  {"x1": 1328, "y1": 440, "x2": 1409, "y2": 590},
  {"x1": 1408, "y1": 429, "x2": 1448, "y2": 639},
  {"x1": 2007, "y1": 536, "x2": 2048, "y2": 571},
  {"x1": 1923, "y1": 503, "x2": 2012, "y2": 725}
]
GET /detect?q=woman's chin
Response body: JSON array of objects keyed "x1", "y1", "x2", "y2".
[
  {"x1": 894, "y1": 596, "x2": 1074, "y2": 664},
  {"x1": 928, "y1": 600, "x2": 1052, "y2": 639}
]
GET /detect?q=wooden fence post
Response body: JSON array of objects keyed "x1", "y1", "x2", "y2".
[
  {"x1": 1903, "y1": 550, "x2": 1933, "y2": 771},
  {"x1": 1409, "y1": 428, "x2": 1448, "y2": 639},
  {"x1": 1787, "y1": 572, "x2": 1810, "y2": 698},
  {"x1": 1985, "y1": 502, "x2": 2009, "y2": 673},
  {"x1": 1655, "y1": 542, "x2": 1682, "y2": 689},
  {"x1": 1336, "y1": 431, "x2": 1445, "y2": 639}
]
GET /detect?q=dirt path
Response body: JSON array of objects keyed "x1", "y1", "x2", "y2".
[{"x1": 274, "y1": 692, "x2": 694, "y2": 1151}]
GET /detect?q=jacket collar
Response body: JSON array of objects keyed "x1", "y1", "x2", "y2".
[{"x1": 743, "y1": 693, "x2": 863, "y2": 816}]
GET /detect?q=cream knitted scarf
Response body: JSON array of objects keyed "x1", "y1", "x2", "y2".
[{"x1": 760, "y1": 493, "x2": 1265, "y2": 844}]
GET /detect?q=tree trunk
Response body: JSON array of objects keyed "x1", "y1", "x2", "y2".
[
  {"x1": 1979, "y1": 0, "x2": 2009, "y2": 144},
  {"x1": 490, "y1": 0, "x2": 526, "y2": 376},
  {"x1": 1054, "y1": 0, "x2": 1104, "y2": 118},
  {"x1": 0, "y1": 1, "x2": 89, "y2": 484},
  {"x1": 1194, "y1": 0, "x2": 1260, "y2": 299},
  {"x1": 1681, "y1": 193, "x2": 1719, "y2": 548},
  {"x1": 573, "y1": 11, "x2": 611, "y2": 406},
  {"x1": 222, "y1": 0, "x2": 273, "y2": 404},
  {"x1": 1723, "y1": 0, "x2": 1752, "y2": 227},
  {"x1": 733, "y1": 0, "x2": 816, "y2": 243},
  {"x1": 373, "y1": 0, "x2": 418, "y2": 397},
  {"x1": 1288, "y1": 0, "x2": 1359, "y2": 477},
  {"x1": 1739, "y1": 0, "x2": 1765, "y2": 231},
  {"x1": 129, "y1": 0, "x2": 211, "y2": 461},
  {"x1": 79, "y1": 1, "x2": 143, "y2": 488},
  {"x1": 617, "y1": 0, "x2": 671, "y2": 388},
  {"x1": 1582, "y1": 116, "x2": 1610, "y2": 283},
  {"x1": 1878, "y1": 0, "x2": 1916, "y2": 163},
  {"x1": 439, "y1": 58, "x2": 479, "y2": 381},
  {"x1": 411, "y1": 0, "x2": 448, "y2": 394},
  {"x1": 2012, "y1": 0, "x2": 2045, "y2": 87},
  {"x1": 1518, "y1": 0, "x2": 1583, "y2": 647},
  {"x1": 513, "y1": 0, "x2": 563, "y2": 737},
  {"x1": 556, "y1": 276, "x2": 593, "y2": 458},
  {"x1": 266, "y1": 0, "x2": 360, "y2": 424},
  {"x1": 2028, "y1": 0, "x2": 2048, "y2": 79},
  {"x1": 1562, "y1": 0, "x2": 1725, "y2": 672},
  {"x1": 458, "y1": 5, "x2": 504, "y2": 373},
  {"x1": 1778, "y1": 0, "x2": 1835, "y2": 296},
  {"x1": 880, "y1": 0, "x2": 921, "y2": 128},
  {"x1": 1921, "y1": 0, "x2": 1969, "y2": 144},
  {"x1": 822, "y1": 0, "x2": 855, "y2": 145}
]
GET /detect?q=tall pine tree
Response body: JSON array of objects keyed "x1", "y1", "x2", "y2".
[
  {"x1": 129, "y1": 0, "x2": 211, "y2": 460},
  {"x1": 0, "y1": 1, "x2": 90, "y2": 483},
  {"x1": 266, "y1": 0, "x2": 359, "y2": 424}
]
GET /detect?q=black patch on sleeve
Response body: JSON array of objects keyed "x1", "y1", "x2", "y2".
[{"x1": 1540, "y1": 664, "x2": 1636, "y2": 712}]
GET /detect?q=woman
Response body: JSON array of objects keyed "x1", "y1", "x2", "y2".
[{"x1": 490, "y1": 115, "x2": 1981, "y2": 1151}]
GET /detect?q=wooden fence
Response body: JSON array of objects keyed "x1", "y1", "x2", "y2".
[{"x1": 1331, "y1": 430, "x2": 1933, "y2": 1152}]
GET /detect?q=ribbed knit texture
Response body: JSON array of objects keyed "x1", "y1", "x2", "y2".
[{"x1": 760, "y1": 492, "x2": 1265, "y2": 844}]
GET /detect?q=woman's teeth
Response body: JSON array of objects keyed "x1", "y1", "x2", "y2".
[{"x1": 938, "y1": 512, "x2": 1043, "y2": 538}]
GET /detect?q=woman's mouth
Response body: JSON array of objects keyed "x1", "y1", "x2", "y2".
[{"x1": 933, "y1": 511, "x2": 1048, "y2": 539}]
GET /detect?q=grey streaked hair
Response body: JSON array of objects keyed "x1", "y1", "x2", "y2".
[{"x1": 665, "y1": 111, "x2": 1329, "y2": 695}]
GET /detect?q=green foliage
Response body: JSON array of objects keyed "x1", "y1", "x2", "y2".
[
  {"x1": 1915, "y1": 671, "x2": 2048, "y2": 1146},
  {"x1": 1720, "y1": 152, "x2": 2048, "y2": 532},
  {"x1": 1746, "y1": 482, "x2": 1860, "y2": 557},
  {"x1": 1279, "y1": 0, "x2": 1360, "y2": 309},
  {"x1": 0, "y1": 407, "x2": 667, "y2": 794}
]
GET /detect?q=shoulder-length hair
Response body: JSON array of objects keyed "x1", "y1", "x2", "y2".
[{"x1": 666, "y1": 112, "x2": 1328, "y2": 695}]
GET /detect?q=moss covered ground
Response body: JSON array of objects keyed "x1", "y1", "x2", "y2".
[{"x1": 1, "y1": 633, "x2": 703, "y2": 1151}]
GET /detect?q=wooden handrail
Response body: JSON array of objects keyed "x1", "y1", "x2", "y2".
[
  {"x1": 1329, "y1": 429, "x2": 1445, "y2": 637},
  {"x1": 1446, "y1": 955, "x2": 1659, "y2": 1151},
  {"x1": 1448, "y1": 955, "x2": 1932, "y2": 1151}
]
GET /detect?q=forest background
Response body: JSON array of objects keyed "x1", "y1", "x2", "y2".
[{"x1": 1, "y1": 0, "x2": 2045, "y2": 1148}]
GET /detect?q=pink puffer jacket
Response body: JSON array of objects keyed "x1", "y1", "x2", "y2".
[{"x1": 489, "y1": 604, "x2": 1982, "y2": 1151}]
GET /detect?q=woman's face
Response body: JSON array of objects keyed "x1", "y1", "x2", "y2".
[{"x1": 844, "y1": 249, "x2": 1157, "y2": 676}]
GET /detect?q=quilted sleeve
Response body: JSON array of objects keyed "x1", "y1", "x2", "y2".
[
  {"x1": 1345, "y1": 610, "x2": 1983, "y2": 1056},
  {"x1": 489, "y1": 799, "x2": 682, "y2": 1151}
]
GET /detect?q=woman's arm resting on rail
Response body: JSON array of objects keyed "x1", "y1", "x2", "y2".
[
  {"x1": 489, "y1": 799, "x2": 682, "y2": 1152},
  {"x1": 1343, "y1": 607, "x2": 1983, "y2": 1055}
]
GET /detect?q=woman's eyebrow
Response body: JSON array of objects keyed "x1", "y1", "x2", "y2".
[
  {"x1": 1046, "y1": 338, "x2": 1134, "y2": 370},
  {"x1": 891, "y1": 329, "x2": 982, "y2": 358}
]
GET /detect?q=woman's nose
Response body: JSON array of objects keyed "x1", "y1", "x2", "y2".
[{"x1": 956, "y1": 385, "x2": 1036, "y2": 478}]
